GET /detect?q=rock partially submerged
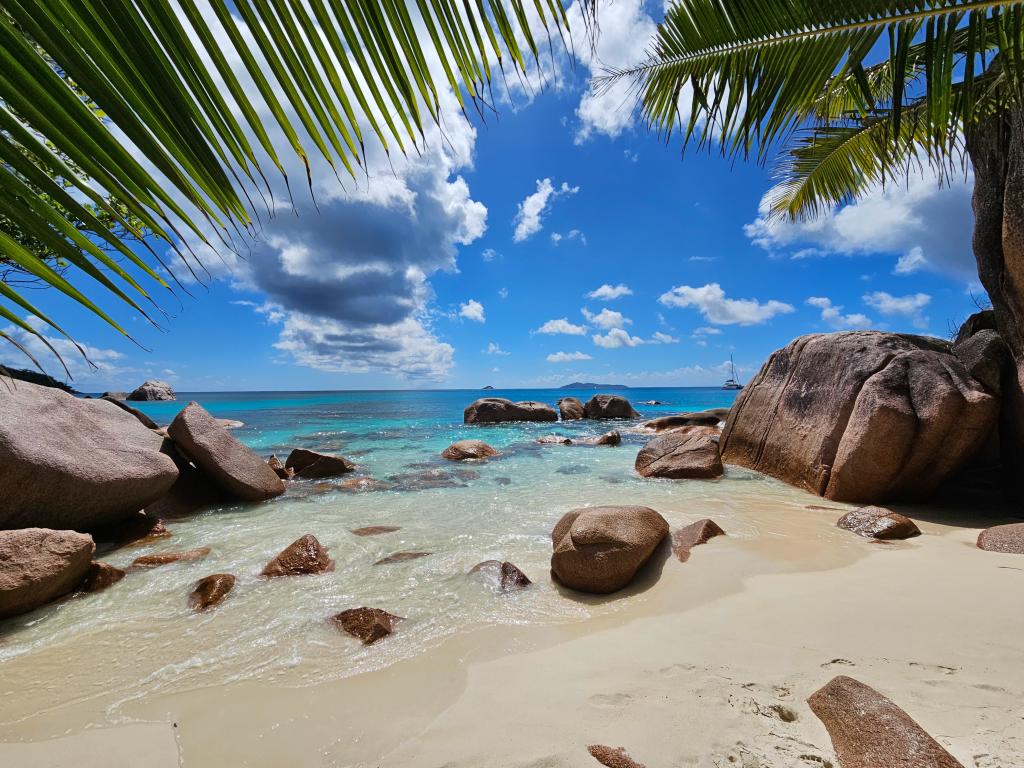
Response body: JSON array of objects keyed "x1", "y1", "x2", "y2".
[
  {"x1": 977, "y1": 522, "x2": 1024, "y2": 554},
  {"x1": 189, "y1": 574, "x2": 235, "y2": 611},
  {"x1": 267, "y1": 454, "x2": 293, "y2": 480},
  {"x1": 130, "y1": 547, "x2": 211, "y2": 569},
  {"x1": 537, "y1": 434, "x2": 573, "y2": 445},
  {"x1": 0, "y1": 380, "x2": 179, "y2": 530},
  {"x1": 551, "y1": 506, "x2": 669, "y2": 594},
  {"x1": 262, "y1": 535, "x2": 334, "y2": 577},
  {"x1": 468, "y1": 560, "x2": 531, "y2": 592},
  {"x1": 0, "y1": 528, "x2": 94, "y2": 618},
  {"x1": 577, "y1": 430, "x2": 621, "y2": 447},
  {"x1": 721, "y1": 332, "x2": 998, "y2": 503},
  {"x1": 126, "y1": 379, "x2": 175, "y2": 401},
  {"x1": 464, "y1": 398, "x2": 558, "y2": 424},
  {"x1": 285, "y1": 448, "x2": 355, "y2": 479},
  {"x1": 635, "y1": 432, "x2": 723, "y2": 479},
  {"x1": 330, "y1": 607, "x2": 402, "y2": 645},
  {"x1": 644, "y1": 408, "x2": 730, "y2": 432},
  {"x1": 672, "y1": 519, "x2": 726, "y2": 562},
  {"x1": 837, "y1": 507, "x2": 921, "y2": 540},
  {"x1": 441, "y1": 440, "x2": 499, "y2": 461},
  {"x1": 338, "y1": 476, "x2": 393, "y2": 493},
  {"x1": 557, "y1": 396, "x2": 585, "y2": 420},
  {"x1": 80, "y1": 561, "x2": 125, "y2": 593},
  {"x1": 374, "y1": 551, "x2": 431, "y2": 565},
  {"x1": 583, "y1": 394, "x2": 639, "y2": 419},
  {"x1": 808, "y1": 676, "x2": 965, "y2": 768},
  {"x1": 168, "y1": 403, "x2": 285, "y2": 501},
  {"x1": 351, "y1": 525, "x2": 401, "y2": 537}
]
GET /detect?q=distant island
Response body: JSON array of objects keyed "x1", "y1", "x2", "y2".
[
  {"x1": 559, "y1": 382, "x2": 628, "y2": 390},
  {"x1": 482, "y1": 385, "x2": 495, "y2": 390}
]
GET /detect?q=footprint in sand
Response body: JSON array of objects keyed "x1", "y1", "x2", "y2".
[
  {"x1": 657, "y1": 663, "x2": 697, "y2": 678},
  {"x1": 589, "y1": 692, "x2": 634, "y2": 709},
  {"x1": 820, "y1": 658, "x2": 855, "y2": 669},
  {"x1": 909, "y1": 661, "x2": 959, "y2": 675}
]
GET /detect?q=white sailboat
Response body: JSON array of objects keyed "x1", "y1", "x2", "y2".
[{"x1": 722, "y1": 354, "x2": 743, "y2": 390}]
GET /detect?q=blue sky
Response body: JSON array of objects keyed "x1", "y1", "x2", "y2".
[{"x1": 2, "y1": 0, "x2": 984, "y2": 392}]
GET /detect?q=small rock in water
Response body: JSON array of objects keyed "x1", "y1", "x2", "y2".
[
  {"x1": 558, "y1": 397, "x2": 585, "y2": 420},
  {"x1": 130, "y1": 547, "x2": 211, "y2": 569},
  {"x1": 441, "y1": 439, "x2": 499, "y2": 461},
  {"x1": 351, "y1": 526, "x2": 401, "y2": 537},
  {"x1": 556, "y1": 464, "x2": 590, "y2": 475},
  {"x1": 387, "y1": 468, "x2": 466, "y2": 491},
  {"x1": 262, "y1": 535, "x2": 334, "y2": 577},
  {"x1": 189, "y1": 574, "x2": 235, "y2": 611},
  {"x1": 285, "y1": 448, "x2": 355, "y2": 479},
  {"x1": 451, "y1": 468, "x2": 481, "y2": 481},
  {"x1": 374, "y1": 551, "x2": 431, "y2": 566},
  {"x1": 468, "y1": 560, "x2": 532, "y2": 592},
  {"x1": 338, "y1": 476, "x2": 392, "y2": 492},
  {"x1": 330, "y1": 607, "x2": 402, "y2": 645},
  {"x1": 977, "y1": 522, "x2": 1024, "y2": 554},
  {"x1": 837, "y1": 507, "x2": 921, "y2": 540},
  {"x1": 587, "y1": 745, "x2": 646, "y2": 768},
  {"x1": 80, "y1": 562, "x2": 126, "y2": 593},
  {"x1": 672, "y1": 519, "x2": 726, "y2": 562},
  {"x1": 537, "y1": 434, "x2": 573, "y2": 445},
  {"x1": 267, "y1": 455, "x2": 294, "y2": 480},
  {"x1": 494, "y1": 476, "x2": 512, "y2": 486},
  {"x1": 577, "y1": 430, "x2": 621, "y2": 447}
]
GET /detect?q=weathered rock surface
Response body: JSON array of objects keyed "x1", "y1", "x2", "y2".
[
  {"x1": 558, "y1": 397, "x2": 585, "y2": 420},
  {"x1": 189, "y1": 574, "x2": 235, "y2": 611},
  {"x1": 267, "y1": 454, "x2": 293, "y2": 480},
  {"x1": 953, "y1": 328, "x2": 1008, "y2": 394},
  {"x1": 0, "y1": 529, "x2": 94, "y2": 617},
  {"x1": 0, "y1": 380, "x2": 179, "y2": 530},
  {"x1": 80, "y1": 561, "x2": 125, "y2": 593},
  {"x1": 837, "y1": 507, "x2": 921, "y2": 540},
  {"x1": 101, "y1": 395, "x2": 159, "y2": 429},
  {"x1": 577, "y1": 430, "x2": 621, "y2": 447},
  {"x1": 977, "y1": 522, "x2": 1024, "y2": 554},
  {"x1": 168, "y1": 403, "x2": 285, "y2": 501},
  {"x1": 441, "y1": 440, "x2": 499, "y2": 461},
  {"x1": 464, "y1": 398, "x2": 558, "y2": 424},
  {"x1": 583, "y1": 395, "x2": 640, "y2": 419},
  {"x1": 721, "y1": 332, "x2": 999, "y2": 503},
  {"x1": 635, "y1": 432, "x2": 723, "y2": 479},
  {"x1": 284, "y1": 448, "x2": 355, "y2": 479},
  {"x1": 262, "y1": 535, "x2": 334, "y2": 577},
  {"x1": 130, "y1": 547, "x2": 210, "y2": 569},
  {"x1": 808, "y1": 675, "x2": 965, "y2": 768},
  {"x1": 126, "y1": 379, "x2": 176, "y2": 401},
  {"x1": 954, "y1": 309, "x2": 997, "y2": 343},
  {"x1": 374, "y1": 551, "x2": 431, "y2": 565},
  {"x1": 330, "y1": 607, "x2": 402, "y2": 645},
  {"x1": 587, "y1": 745, "x2": 646, "y2": 768},
  {"x1": 351, "y1": 525, "x2": 401, "y2": 537},
  {"x1": 551, "y1": 506, "x2": 669, "y2": 594},
  {"x1": 644, "y1": 408, "x2": 731, "y2": 432},
  {"x1": 672, "y1": 519, "x2": 726, "y2": 562},
  {"x1": 468, "y1": 560, "x2": 532, "y2": 591}
]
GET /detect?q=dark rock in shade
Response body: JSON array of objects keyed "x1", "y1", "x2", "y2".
[
  {"x1": 0, "y1": 529, "x2": 94, "y2": 618},
  {"x1": 126, "y1": 379, "x2": 176, "y2": 401},
  {"x1": 551, "y1": 506, "x2": 669, "y2": 594},
  {"x1": 463, "y1": 397, "x2": 558, "y2": 424},
  {"x1": 583, "y1": 394, "x2": 640, "y2": 419},
  {"x1": 80, "y1": 561, "x2": 125, "y2": 593},
  {"x1": 587, "y1": 745, "x2": 647, "y2": 768},
  {"x1": 93, "y1": 512, "x2": 170, "y2": 548},
  {"x1": 953, "y1": 329, "x2": 1009, "y2": 394},
  {"x1": 262, "y1": 535, "x2": 334, "y2": 577},
  {"x1": 837, "y1": 507, "x2": 921, "y2": 540},
  {"x1": 537, "y1": 434, "x2": 574, "y2": 445},
  {"x1": 338, "y1": 476, "x2": 393, "y2": 492},
  {"x1": 351, "y1": 525, "x2": 401, "y2": 537},
  {"x1": 374, "y1": 551, "x2": 431, "y2": 565},
  {"x1": 168, "y1": 403, "x2": 285, "y2": 501},
  {"x1": 0, "y1": 380, "x2": 179, "y2": 531},
  {"x1": 145, "y1": 440, "x2": 225, "y2": 519},
  {"x1": 267, "y1": 455, "x2": 294, "y2": 480},
  {"x1": 808, "y1": 676, "x2": 966, "y2": 768},
  {"x1": 441, "y1": 439, "x2": 499, "y2": 461},
  {"x1": 721, "y1": 332, "x2": 998, "y2": 503},
  {"x1": 977, "y1": 522, "x2": 1024, "y2": 554},
  {"x1": 101, "y1": 395, "x2": 159, "y2": 429},
  {"x1": 330, "y1": 607, "x2": 402, "y2": 645},
  {"x1": 557, "y1": 396, "x2": 585, "y2": 420},
  {"x1": 644, "y1": 408, "x2": 731, "y2": 432},
  {"x1": 285, "y1": 448, "x2": 355, "y2": 479},
  {"x1": 130, "y1": 547, "x2": 211, "y2": 569},
  {"x1": 189, "y1": 574, "x2": 235, "y2": 611},
  {"x1": 469, "y1": 560, "x2": 532, "y2": 591},
  {"x1": 577, "y1": 430, "x2": 621, "y2": 447},
  {"x1": 672, "y1": 519, "x2": 726, "y2": 562},
  {"x1": 635, "y1": 432, "x2": 723, "y2": 479},
  {"x1": 954, "y1": 309, "x2": 997, "y2": 343}
]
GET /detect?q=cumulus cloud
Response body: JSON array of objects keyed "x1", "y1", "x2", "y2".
[
  {"x1": 482, "y1": 247, "x2": 499, "y2": 262},
  {"x1": 586, "y1": 283, "x2": 633, "y2": 301},
  {"x1": 513, "y1": 178, "x2": 579, "y2": 242},
  {"x1": 582, "y1": 307, "x2": 629, "y2": 329},
  {"x1": 863, "y1": 291, "x2": 931, "y2": 328},
  {"x1": 0, "y1": 323, "x2": 130, "y2": 387},
  {"x1": 459, "y1": 299, "x2": 486, "y2": 323},
  {"x1": 547, "y1": 351, "x2": 592, "y2": 363},
  {"x1": 806, "y1": 297, "x2": 873, "y2": 329},
  {"x1": 550, "y1": 228, "x2": 586, "y2": 246},
  {"x1": 650, "y1": 331, "x2": 679, "y2": 344},
  {"x1": 659, "y1": 283, "x2": 795, "y2": 325},
  {"x1": 745, "y1": 168, "x2": 976, "y2": 279},
  {"x1": 535, "y1": 318, "x2": 587, "y2": 335},
  {"x1": 485, "y1": 342, "x2": 509, "y2": 355},
  {"x1": 593, "y1": 328, "x2": 645, "y2": 348}
]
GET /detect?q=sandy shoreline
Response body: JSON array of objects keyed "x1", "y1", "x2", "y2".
[{"x1": 2, "y1": 496, "x2": 1022, "y2": 767}]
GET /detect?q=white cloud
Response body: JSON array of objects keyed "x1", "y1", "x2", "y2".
[
  {"x1": 582, "y1": 307, "x2": 630, "y2": 329},
  {"x1": 498, "y1": 287, "x2": 509, "y2": 299},
  {"x1": 624, "y1": 149, "x2": 640, "y2": 162},
  {"x1": 547, "y1": 351, "x2": 592, "y2": 363},
  {"x1": 659, "y1": 283, "x2": 795, "y2": 325},
  {"x1": 593, "y1": 328, "x2": 645, "y2": 348},
  {"x1": 550, "y1": 228, "x2": 586, "y2": 246},
  {"x1": 0, "y1": 323, "x2": 129, "y2": 387},
  {"x1": 513, "y1": 178, "x2": 579, "y2": 242},
  {"x1": 806, "y1": 297, "x2": 873, "y2": 329},
  {"x1": 689, "y1": 256, "x2": 717, "y2": 262},
  {"x1": 482, "y1": 247, "x2": 499, "y2": 262},
  {"x1": 485, "y1": 342, "x2": 509, "y2": 355},
  {"x1": 863, "y1": 291, "x2": 931, "y2": 329},
  {"x1": 586, "y1": 283, "x2": 633, "y2": 301},
  {"x1": 894, "y1": 246, "x2": 927, "y2": 275},
  {"x1": 459, "y1": 299, "x2": 486, "y2": 323},
  {"x1": 693, "y1": 326, "x2": 723, "y2": 337},
  {"x1": 535, "y1": 317, "x2": 587, "y2": 335},
  {"x1": 650, "y1": 331, "x2": 679, "y2": 344}
]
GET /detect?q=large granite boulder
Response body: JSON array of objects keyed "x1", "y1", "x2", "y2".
[
  {"x1": 808, "y1": 676, "x2": 965, "y2": 768},
  {"x1": 551, "y1": 506, "x2": 669, "y2": 594},
  {"x1": 285, "y1": 448, "x2": 355, "y2": 478},
  {"x1": 644, "y1": 408, "x2": 731, "y2": 432},
  {"x1": 557, "y1": 397, "x2": 585, "y2": 420},
  {"x1": 721, "y1": 332, "x2": 999, "y2": 503},
  {"x1": 126, "y1": 379, "x2": 175, "y2": 401},
  {"x1": 0, "y1": 380, "x2": 179, "y2": 530},
  {"x1": 464, "y1": 398, "x2": 558, "y2": 424},
  {"x1": 583, "y1": 394, "x2": 639, "y2": 419},
  {"x1": 0, "y1": 528, "x2": 94, "y2": 618},
  {"x1": 953, "y1": 329, "x2": 1008, "y2": 394},
  {"x1": 168, "y1": 403, "x2": 285, "y2": 501},
  {"x1": 101, "y1": 395, "x2": 159, "y2": 429},
  {"x1": 441, "y1": 440, "x2": 499, "y2": 461},
  {"x1": 144, "y1": 441, "x2": 224, "y2": 519},
  {"x1": 635, "y1": 432, "x2": 723, "y2": 479}
]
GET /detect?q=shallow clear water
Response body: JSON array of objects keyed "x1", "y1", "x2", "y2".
[{"x1": 0, "y1": 387, "x2": 840, "y2": 723}]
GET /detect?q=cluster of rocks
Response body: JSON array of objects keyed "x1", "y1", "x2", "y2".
[{"x1": 464, "y1": 394, "x2": 640, "y2": 424}]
